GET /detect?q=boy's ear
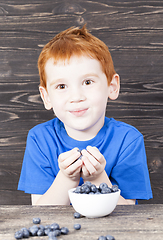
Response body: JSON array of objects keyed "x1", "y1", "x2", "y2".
[
  {"x1": 39, "y1": 86, "x2": 52, "y2": 110},
  {"x1": 108, "y1": 74, "x2": 120, "y2": 100}
]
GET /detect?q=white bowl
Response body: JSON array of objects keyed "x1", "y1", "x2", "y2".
[{"x1": 68, "y1": 188, "x2": 120, "y2": 218}]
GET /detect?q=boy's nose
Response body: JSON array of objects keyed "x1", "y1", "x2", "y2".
[{"x1": 69, "y1": 87, "x2": 86, "y2": 103}]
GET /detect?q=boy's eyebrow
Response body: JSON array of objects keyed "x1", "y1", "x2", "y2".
[
  {"x1": 50, "y1": 78, "x2": 65, "y2": 86},
  {"x1": 82, "y1": 73, "x2": 99, "y2": 78}
]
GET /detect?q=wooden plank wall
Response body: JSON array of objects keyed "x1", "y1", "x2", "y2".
[{"x1": 0, "y1": 0, "x2": 162, "y2": 205}]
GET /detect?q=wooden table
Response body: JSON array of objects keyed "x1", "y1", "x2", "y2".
[{"x1": 0, "y1": 204, "x2": 162, "y2": 240}]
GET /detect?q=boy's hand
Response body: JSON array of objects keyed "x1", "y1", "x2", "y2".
[
  {"x1": 81, "y1": 146, "x2": 106, "y2": 181},
  {"x1": 58, "y1": 148, "x2": 82, "y2": 181}
]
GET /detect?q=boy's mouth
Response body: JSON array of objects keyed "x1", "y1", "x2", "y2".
[{"x1": 69, "y1": 108, "x2": 88, "y2": 117}]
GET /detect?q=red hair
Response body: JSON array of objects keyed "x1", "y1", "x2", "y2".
[{"x1": 38, "y1": 25, "x2": 116, "y2": 89}]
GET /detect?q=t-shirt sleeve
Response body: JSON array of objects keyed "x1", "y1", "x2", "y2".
[
  {"x1": 110, "y1": 135, "x2": 153, "y2": 200},
  {"x1": 18, "y1": 130, "x2": 56, "y2": 194}
]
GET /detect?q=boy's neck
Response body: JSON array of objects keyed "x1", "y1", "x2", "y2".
[{"x1": 64, "y1": 119, "x2": 105, "y2": 141}]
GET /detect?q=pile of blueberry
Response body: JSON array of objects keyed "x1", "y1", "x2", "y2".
[
  {"x1": 14, "y1": 215, "x2": 115, "y2": 240},
  {"x1": 73, "y1": 181, "x2": 119, "y2": 194},
  {"x1": 14, "y1": 217, "x2": 80, "y2": 239}
]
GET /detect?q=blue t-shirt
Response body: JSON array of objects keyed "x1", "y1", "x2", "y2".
[{"x1": 18, "y1": 117, "x2": 153, "y2": 200}]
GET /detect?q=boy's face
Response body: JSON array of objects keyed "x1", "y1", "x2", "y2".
[{"x1": 40, "y1": 55, "x2": 119, "y2": 140}]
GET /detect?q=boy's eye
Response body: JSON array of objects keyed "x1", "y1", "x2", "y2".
[
  {"x1": 84, "y1": 79, "x2": 93, "y2": 85},
  {"x1": 56, "y1": 84, "x2": 66, "y2": 89}
]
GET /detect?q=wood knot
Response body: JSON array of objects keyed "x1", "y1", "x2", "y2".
[
  {"x1": 149, "y1": 158, "x2": 162, "y2": 173},
  {"x1": 52, "y1": 3, "x2": 86, "y2": 15},
  {"x1": 0, "y1": 6, "x2": 8, "y2": 16}
]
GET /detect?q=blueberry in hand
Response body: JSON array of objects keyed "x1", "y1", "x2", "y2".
[{"x1": 72, "y1": 149, "x2": 82, "y2": 164}]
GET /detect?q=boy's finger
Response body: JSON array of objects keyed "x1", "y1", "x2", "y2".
[
  {"x1": 81, "y1": 164, "x2": 90, "y2": 177},
  {"x1": 85, "y1": 146, "x2": 106, "y2": 167},
  {"x1": 65, "y1": 160, "x2": 82, "y2": 175},
  {"x1": 82, "y1": 156, "x2": 96, "y2": 175},
  {"x1": 86, "y1": 146, "x2": 102, "y2": 160},
  {"x1": 59, "y1": 147, "x2": 79, "y2": 161},
  {"x1": 81, "y1": 149, "x2": 100, "y2": 171},
  {"x1": 59, "y1": 150, "x2": 81, "y2": 169}
]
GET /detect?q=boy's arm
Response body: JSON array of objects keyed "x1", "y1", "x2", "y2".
[
  {"x1": 31, "y1": 170, "x2": 80, "y2": 205},
  {"x1": 31, "y1": 148, "x2": 82, "y2": 205}
]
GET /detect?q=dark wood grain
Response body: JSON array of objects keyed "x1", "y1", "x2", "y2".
[
  {"x1": 0, "y1": 0, "x2": 162, "y2": 204},
  {"x1": 1, "y1": 205, "x2": 163, "y2": 239}
]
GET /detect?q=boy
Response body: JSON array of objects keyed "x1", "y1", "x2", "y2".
[{"x1": 18, "y1": 25, "x2": 153, "y2": 205}]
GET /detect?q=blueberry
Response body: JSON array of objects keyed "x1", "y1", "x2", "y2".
[
  {"x1": 48, "y1": 230, "x2": 61, "y2": 237},
  {"x1": 72, "y1": 150, "x2": 82, "y2": 164},
  {"x1": 39, "y1": 224, "x2": 45, "y2": 230},
  {"x1": 29, "y1": 225, "x2": 39, "y2": 236},
  {"x1": 99, "y1": 182, "x2": 109, "y2": 191},
  {"x1": 37, "y1": 228, "x2": 45, "y2": 236},
  {"x1": 90, "y1": 184, "x2": 98, "y2": 193},
  {"x1": 74, "y1": 186, "x2": 82, "y2": 193},
  {"x1": 101, "y1": 187, "x2": 112, "y2": 194},
  {"x1": 81, "y1": 184, "x2": 91, "y2": 194},
  {"x1": 78, "y1": 155, "x2": 82, "y2": 160},
  {"x1": 73, "y1": 182, "x2": 119, "y2": 195},
  {"x1": 61, "y1": 227, "x2": 69, "y2": 235},
  {"x1": 14, "y1": 230, "x2": 23, "y2": 239},
  {"x1": 74, "y1": 212, "x2": 81, "y2": 218},
  {"x1": 106, "y1": 234, "x2": 115, "y2": 240},
  {"x1": 33, "y1": 217, "x2": 41, "y2": 224},
  {"x1": 98, "y1": 236, "x2": 107, "y2": 240},
  {"x1": 54, "y1": 229, "x2": 61, "y2": 236},
  {"x1": 74, "y1": 223, "x2": 81, "y2": 230},
  {"x1": 50, "y1": 223, "x2": 60, "y2": 230},
  {"x1": 112, "y1": 185, "x2": 119, "y2": 192},
  {"x1": 44, "y1": 228, "x2": 51, "y2": 236},
  {"x1": 21, "y1": 228, "x2": 30, "y2": 238},
  {"x1": 84, "y1": 181, "x2": 92, "y2": 186},
  {"x1": 48, "y1": 231, "x2": 57, "y2": 238},
  {"x1": 45, "y1": 224, "x2": 51, "y2": 229}
]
